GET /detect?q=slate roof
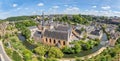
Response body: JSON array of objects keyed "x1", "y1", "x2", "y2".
[
  {"x1": 90, "y1": 30, "x2": 101, "y2": 36},
  {"x1": 33, "y1": 31, "x2": 41, "y2": 37},
  {"x1": 75, "y1": 29, "x2": 81, "y2": 34},
  {"x1": 28, "y1": 26, "x2": 37, "y2": 30},
  {"x1": 55, "y1": 25, "x2": 71, "y2": 31},
  {"x1": 43, "y1": 30, "x2": 68, "y2": 41}
]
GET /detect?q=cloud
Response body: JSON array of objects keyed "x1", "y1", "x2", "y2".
[
  {"x1": 25, "y1": 8, "x2": 29, "y2": 10},
  {"x1": 0, "y1": 11, "x2": 11, "y2": 19},
  {"x1": 81, "y1": 9, "x2": 120, "y2": 17},
  {"x1": 63, "y1": 7, "x2": 80, "y2": 14},
  {"x1": 92, "y1": 6, "x2": 97, "y2": 8},
  {"x1": 101, "y1": 6, "x2": 111, "y2": 10},
  {"x1": 64, "y1": 5, "x2": 68, "y2": 7},
  {"x1": 17, "y1": 8, "x2": 21, "y2": 10},
  {"x1": 12, "y1": 4, "x2": 18, "y2": 7},
  {"x1": 53, "y1": 6, "x2": 59, "y2": 9},
  {"x1": 37, "y1": 3, "x2": 44, "y2": 6}
]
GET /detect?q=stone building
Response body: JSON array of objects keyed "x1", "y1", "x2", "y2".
[
  {"x1": 28, "y1": 26, "x2": 39, "y2": 38},
  {"x1": 87, "y1": 29, "x2": 103, "y2": 40},
  {"x1": 41, "y1": 25, "x2": 73, "y2": 47},
  {"x1": 108, "y1": 32, "x2": 120, "y2": 47}
]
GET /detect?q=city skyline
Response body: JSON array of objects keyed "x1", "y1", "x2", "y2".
[{"x1": 0, "y1": 0, "x2": 120, "y2": 19}]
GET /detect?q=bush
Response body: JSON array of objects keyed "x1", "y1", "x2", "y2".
[
  {"x1": 45, "y1": 58, "x2": 58, "y2": 61},
  {"x1": 48, "y1": 47, "x2": 64, "y2": 58},
  {"x1": 23, "y1": 49, "x2": 32, "y2": 61},
  {"x1": 5, "y1": 48, "x2": 13, "y2": 57},
  {"x1": 12, "y1": 51, "x2": 22, "y2": 61},
  {"x1": 75, "y1": 58, "x2": 82, "y2": 61}
]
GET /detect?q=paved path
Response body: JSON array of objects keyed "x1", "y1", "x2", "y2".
[
  {"x1": 0, "y1": 41, "x2": 12, "y2": 61},
  {"x1": 59, "y1": 47, "x2": 106, "y2": 61}
]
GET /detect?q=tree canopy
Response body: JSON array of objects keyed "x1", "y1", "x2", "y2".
[
  {"x1": 34, "y1": 46, "x2": 47, "y2": 56},
  {"x1": 48, "y1": 47, "x2": 64, "y2": 58}
]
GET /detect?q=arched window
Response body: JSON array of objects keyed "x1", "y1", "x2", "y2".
[
  {"x1": 63, "y1": 41, "x2": 65, "y2": 45},
  {"x1": 46, "y1": 38, "x2": 47, "y2": 43},
  {"x1": 50, "y1": 39, "x2": 51, "y2": 43},
  {"x1": 54, "y1": 40, "x2": 56, "y2": 44},
  {"x1": 58, "y1": 40, "x2": 60, "y2": 43}
]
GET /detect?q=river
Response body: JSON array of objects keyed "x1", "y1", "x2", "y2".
[
  {"x1": 64, "y1": 33, "x2": 108, "y2": 58},
  {"x1": 18, "y1": 33, "x2": 36, "y2": 50}
]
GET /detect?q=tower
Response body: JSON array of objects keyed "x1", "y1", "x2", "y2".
[
  {"x1": 42, "y1": 12, "x2": 44, "y2": 21},
  {"x1": 41, "y1": 12, "x2": 44, "y2": 26}
]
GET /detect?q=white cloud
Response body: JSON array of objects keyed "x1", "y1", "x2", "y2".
[
  {"x1": 0, "y1": 11, "x2": 11, "y2": 19},
  {"x1": 64, "y1": 5, "x2": 68, "y2": 7},
  {"x1": 92, "y1": 6, "x2": 97, "y2": 8},
  {"x1": 101, "y1": 6, "x2": 111, "y2": 10},
  {"x1": 37, "y1": 3, "x2": 44, "y2": 6},
  {"x1": 17, "y1": 8, "x2": 21, "y2": 10},
  {"x1": 32, "y1": 11, "x2": 37, "y2": 14},
  {"x1": 53, "y1": 6, "x2": 59, "y2": 9},
  {"x1": 13, "y1": 4, "x2": 18, "y2": 7},
  {"x1": 63, "y1": 7, "x2": 80, "y2": 14},
  {"x1": 25, "y1": 8, "x2": 29, "y2": 10},
  {"x1": 81, "y1": 9, "x2": 120, "y2": 17}
]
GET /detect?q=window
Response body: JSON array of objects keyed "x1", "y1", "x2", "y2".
[
  {"x1": 63, "y1": 41, "x2": 65, "y2": 45},
  {"x1": 46, "y1": 38, "x2": 47, "y2": 42},
  {"x1": 58, "y1": 40, "x2": 60, "y2": 43},
  {"x1": 50, "y1": 39, "x2": 51, "y2": 43},
  {"x1": 54, "y1": 40, "x2": 56, "y2": 44}
]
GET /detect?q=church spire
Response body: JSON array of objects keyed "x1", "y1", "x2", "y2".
[{"x1": 41, "y1": 11, "x2": 44, "y2": 26}]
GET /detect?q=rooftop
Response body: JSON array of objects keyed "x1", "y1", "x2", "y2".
[
  {"x1": 43, "y1": 29, "x2": 68, "y2": 41},
  {"x1": 90, "y1": 30, "x2": 101, "y2": 36}
]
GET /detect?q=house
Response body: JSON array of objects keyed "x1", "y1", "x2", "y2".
[
  {"x1": 108, "y1": 32, "x2": 120, "y2": 47},
  {"x1": 87, "y1": 29, "x2": 103, "y2": 40},
  {"x1": 28, "y1": 26, "x2": 39, "y2": 38},
  {"x1": 33, "y1": 31, "x2": 42, "y2": 42}
]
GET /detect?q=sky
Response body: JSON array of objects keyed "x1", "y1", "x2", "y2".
[{"x1": 0, "y1": 0, "x2": 120, "y2": 19}]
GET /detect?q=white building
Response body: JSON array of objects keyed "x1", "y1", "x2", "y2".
[{"x1": 28, "y1": 26, "x2": 39, "y2": 38}]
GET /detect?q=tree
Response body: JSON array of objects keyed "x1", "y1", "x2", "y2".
[
  {"x1": 48, "y1": 47, "x2": 64, "y2": 58},
  {"x1": 62, "y1": 46, "x2": 69, "y2": 53},
  {"x1": 22, "y1": 28, "x2": 31, "y2": 39},
  {"x1": 100, "y1": 56, "x2": 107, "y2": 61},
  {"x1": 45, "y1": 58, "x2": 58, "y2": 61},
  {"x1": 12, "y1": 51, "x2": 22, "y2": 61},
  {"x1": 73, "y1": 43, "x2": 81, "y2": 53},
  {"x1": 23, "y1": 49, "x2": 32, "y2": 61},
  {"x1": 62, "y1": 46, "x2": 74, "y2": 54},
  {"x1": 38, "y1": 56, "x2": 44, "y2": 61},
  {"x1": 34, "y1": 46, "x2": 46, "y2": 56},
  {"x1": 109, "y1": 50, "x2": 116, "y2": 57},
  {"x1": 116, "y1": 38, "x2": 120, "y2": 44},
  {"x1": 106, "y1": 55, "x2": 112, "y2": 61},
  {"x1": 75, "y1": 58, "x2": 82, "y2": 61}
]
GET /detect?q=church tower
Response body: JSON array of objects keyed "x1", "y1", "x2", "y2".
[{"x1": 41, "y1": 12, "x2": 44, "y2": 26}]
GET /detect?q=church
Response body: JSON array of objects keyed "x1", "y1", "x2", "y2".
[{"x1": 36, "y1": 20, "x2": 73, "y2": 47}]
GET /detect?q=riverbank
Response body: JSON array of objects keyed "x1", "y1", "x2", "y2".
[{"x1": 59, "y1": 47, "x2": 106, "y2": 61}]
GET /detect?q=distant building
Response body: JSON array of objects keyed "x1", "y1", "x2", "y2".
[
  {"x1": 88, "y1": 30, "x2": 103, "y2": 40},
  {"x1": 28, "y1": 26, "x2": 39, "y2": 38},
  {"x1": 108, "y1": 32, "x2": 120, "y2": 47}
]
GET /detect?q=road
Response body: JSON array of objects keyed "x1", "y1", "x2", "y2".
[{"x1": 0, "y1": 41, "x2": 12, "y2": 61}]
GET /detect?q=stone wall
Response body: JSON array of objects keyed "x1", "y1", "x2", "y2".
[{"x1": 42, "y1": 37, "x2": 69, "y2": 47}]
